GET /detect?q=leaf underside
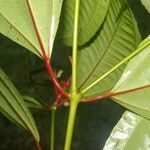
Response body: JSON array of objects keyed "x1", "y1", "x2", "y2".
[
  {"x1": 103, "y1": 111, "x2": 150, "y2": 150},
  {"x1": 0, "y1": 0, "x2": 63, "y2": 59},
  {"x1": 58, "y1": 0, "x2": 110, "y2": 46},
  {"x1": 0, "y1": 68, "x2": 39, "y2": 141},
  {"x1": 112, "y1": 36, "x2": 150, "y2": 119},
  {"x1": 77, "y1": 0, "x2": 141, "y2": 97}
]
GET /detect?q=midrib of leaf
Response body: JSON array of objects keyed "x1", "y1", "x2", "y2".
[
  {"x1": 113, "y1": 54, "x2": 149, "y2": 92},
  {"x1": 79, "y1": 5, "x2": 126, "y2": 89},
  {"x1": 0, "y1": 77, "x2": 37, "y2": 136},
  {"x1": 0, "y1": 13, "x2": 42, "y2": 57}
]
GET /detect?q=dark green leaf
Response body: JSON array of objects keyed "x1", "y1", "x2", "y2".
[{"x1": 0, "y1": 68, "x2": 39, "y2": 141}]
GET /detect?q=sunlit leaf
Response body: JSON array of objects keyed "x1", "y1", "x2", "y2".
[
  {"x1": 103, "y1": 111, "x2": 150, "y2": 150},
  {"x1": 0, "y1": 68, "x2": 39, "y2": 141},
  {"x1": 77, "y1": 0, "x2": 141, "y2": 97},
  {"x1": 58, "y1": 0, "x2": 110, "y2": 46},
  {"x1": 112, "y1": 36, "x2": 150, "y2": 119}
]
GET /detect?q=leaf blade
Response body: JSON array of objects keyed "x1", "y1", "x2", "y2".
[
  {"x1": 58, "y1": 0, "x2": 110, "y2": 46},
  {"x1": 112, "y1": 36, "x2": 150, "y2": 119},
  {"x1": 0, "y1": 0, "x2": 63, "y2": 58},
  {"x1": 0, "y1": 68, "x2": 39, "y2": 141},
  {"x1": 103, "y1": 111, "x2": 150, "y2": 150},
  {"x1": 77, "y1": 0, "x2": 141, "y2": 97}
]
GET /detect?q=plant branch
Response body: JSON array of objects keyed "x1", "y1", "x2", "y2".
[
  {"x1": 26, "y1": 0, "x2": 69, "y2": 98},
  {"x1": 50, "y1": 107, "x2": 56, "y2": 150},
  {"x1": 71, "y1": 0, "x2": 80, "y2": 94},
  {"x1": 54, "y1": 77, "x2": 72, "y2": 106},
  {"x1": 64, "y1": 97, "x2": 80, "y2": 150},
  {"x1": 82, "y1": 84, "x2": 150, "y2": 103},
  {"x1": 81, "y1": 40, "x2": 150, "y2": 94}
]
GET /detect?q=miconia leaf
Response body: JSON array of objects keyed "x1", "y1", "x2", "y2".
[
  {"x1": 0, "y1": 0, "x2": 63, "y2": 59},
  {"x1": 141, "y1": 0, "x2": 150, "y2": 13},
  {"x1": 77, "y1": 0, "x2": 141, "y2": 98},
  {"x1": 103, "y1": 111, "x2": 150, "y2": 150},
  {"x1": 112, "y1": 36, "x2": 150, "y2": 119},
  {"x1": 0, "y1": 68, "x2": 39, "y2": 141},
  {"x1": 58, "y1": 0, "x2": 110, "y2": 46}
]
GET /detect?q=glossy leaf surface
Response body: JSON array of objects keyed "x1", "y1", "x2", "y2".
[
  {"x1": 112, "y1": 36, "x2": 150, "y2": 119},
  {"x1": 77, "y1": 0, "x2": 141, "y2": 97},
  {"x1": 103, "y1": 111, "x2": 150, "y2": 150},
  {"x1": 0, "y1": 68, "x2": 39, "y2": 141},
  {"x1": 58, "y1": 0, "x2": 110, "y2": 46},
  {"x1": 0, "y1": 0, "x2": 63, "y2": 58}
]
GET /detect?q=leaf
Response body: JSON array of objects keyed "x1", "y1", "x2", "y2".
[
  {"x1": 103, "y1": 111, "x2": 150, "y2": 150},
  {"x1": 77, "y1": 0, "x2": 141, "y2": 98},
  {"x1": 141, "y1": 0, "x2": 150, "y2": 13},
  {"x1": 0, "y1": 0, "x2": 63, "y2": 59},
  {"x1": 0, "y1": 68, "x2": 39, "y2": 141},
  {"x1": 23, "y1": 95, "x2": 42, "y2": 109},
  {"x1": 58, "y1": 0, "x2": 110, "y2": 46},
  {"x1": 112, "y1": 36, "x2": 150, "y2": 119}
]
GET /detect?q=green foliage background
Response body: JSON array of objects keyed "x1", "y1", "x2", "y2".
[{"x1": 0, "y1": 0, "x2": 149, "y2": 149}]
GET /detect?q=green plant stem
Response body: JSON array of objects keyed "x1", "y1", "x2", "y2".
[
  {"x1": 50, "y1": 107, "x2": 56, "y2": 150},
  {"x1": 81, "y1": 40, "x2": 150, "y2": 94},
  {"x1": 72, "y1": 0, "x2": 80, "y2": 94},
  {"x1": 64, "y1": 0, "x2": 81, "y2": 149},
  {"x1": 64, "y1": 95, "x2": 80, "y2": 150}
]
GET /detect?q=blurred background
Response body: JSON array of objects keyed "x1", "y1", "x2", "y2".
[{"x1": 0, "y1": 0, "x2": 150, "y2": 149}]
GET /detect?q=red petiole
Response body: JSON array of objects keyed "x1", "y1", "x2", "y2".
[
  {"x1": 54, "y1": 77, "x2": 72, "y2": 106},
  {"x1": 26, "y1": 0, "x2": 70, "y2": 99},
  {"x1": 82, "y1": 84, "x2": 150, "y2": 103}
]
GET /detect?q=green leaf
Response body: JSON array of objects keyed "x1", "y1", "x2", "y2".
[
  {"x1": 141, "y1": 0, "x2": 150, "y2": 13},
  {"x1": 0, "y1": 0, "x2": 63, "y2": 59},
  {"x1": 103, "y1": 111, "x2": 150, "y2": 150},
  {"x1": 58, "y1": 0, "x2": 110, "y2": 46},
  {"x1": 112, "y1": 36, "x2": 150, "y2": 119},
  {"x1": 23, "y1": 95, "x2": 42, "y2": 109},
  {"x1": 77, "y1": 0, "x2": 141, "y2": 97},
  {"x1": 0, "y1": 68, "x2": 39, "y2": 141}
]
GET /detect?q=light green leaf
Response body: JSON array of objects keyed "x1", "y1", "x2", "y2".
[
  {"x1": 141, "y1": 0, "x2": 150, "y2": 13},
  {"x1": 103, "y1": 111, "x2": 150, "y2": 150},
  {"x1": 0, "y1": 0, "x2": 63, "y2": 59},
  {"x1": 77, "y1": 0, "x2": 141, "y2": 97},
  {"x1": 23, "y1": 95, "x2": 42, "y2": 109},
  {"x1": 112, "y1": 36, "x2": 150, "y2": 119},
  {"x1": 0, "y1": 68, "x2": 39, "y2": 141},
  {"x1": 58, "y1": 0, "x2": 110, "y2": 46}
]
